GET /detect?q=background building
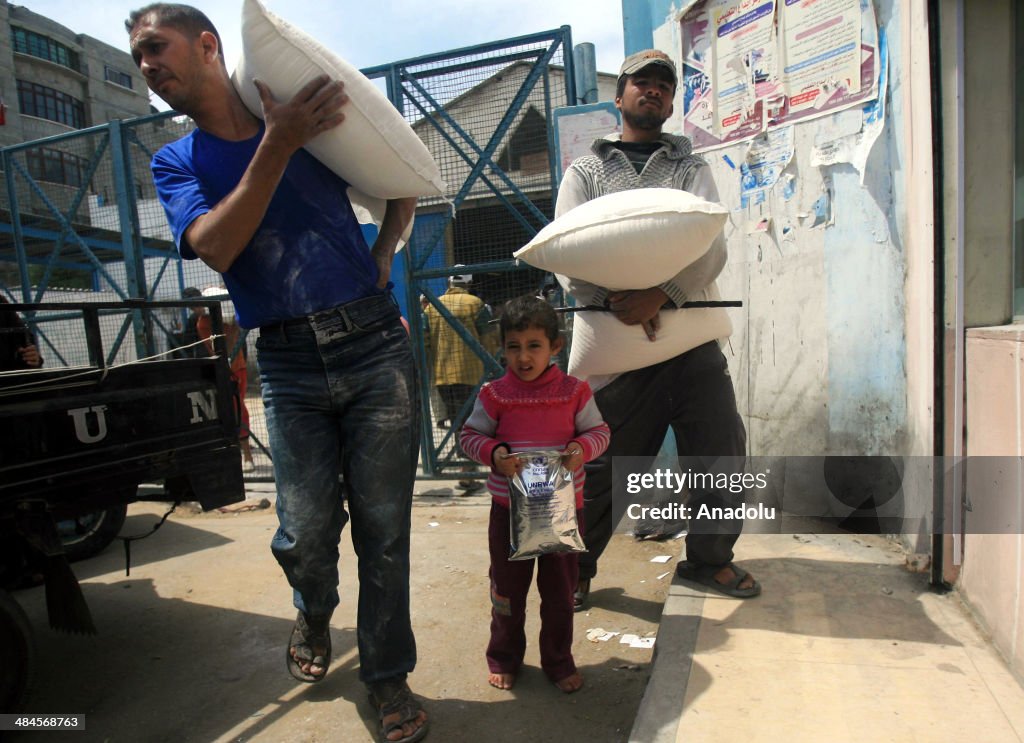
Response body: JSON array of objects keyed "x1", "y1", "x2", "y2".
[
  {"x1": 0, "y1": 0, "x2": 175, "y2": 292},
  {"x1": 0, "y1": 1, "x2": 149, "y2": 145}
]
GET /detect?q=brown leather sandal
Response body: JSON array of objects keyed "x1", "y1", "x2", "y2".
[
  {"x1": 286, "y1": 611, "x2": 332, "y2": 683},
  {"x1": 368, "y1": 679, "x2": 429, "y2": 743}
]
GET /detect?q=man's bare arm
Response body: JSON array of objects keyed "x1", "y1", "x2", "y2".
[
  {"x1": 184, "y1": 75, "x2": 347, "y2": 272},
  {"x1": 371, "y1": 197, "x2": 418, "y2": 288}
]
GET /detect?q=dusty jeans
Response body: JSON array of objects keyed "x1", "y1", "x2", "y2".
[{"x1": 256, "y1": 294, "x2": 420, "y2": 683}]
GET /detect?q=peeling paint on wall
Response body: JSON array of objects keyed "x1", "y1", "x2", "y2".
[{"x1": 634, "y1": 0, "x2": 908, "y2": 459}]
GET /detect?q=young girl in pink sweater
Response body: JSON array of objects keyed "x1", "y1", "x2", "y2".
[{"x1": 461, "y1": 295, "x2": 610, "y2": 693}]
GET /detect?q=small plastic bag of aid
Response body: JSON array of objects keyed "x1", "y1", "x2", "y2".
[{"x1": 508, "y1": 450, "x2": 586, "y2": 561}]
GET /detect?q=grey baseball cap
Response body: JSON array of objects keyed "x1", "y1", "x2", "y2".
[{"x1": 619, "y1": 49, "x2": 678, "y2": 86}]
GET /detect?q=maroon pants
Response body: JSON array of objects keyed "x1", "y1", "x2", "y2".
[{"x1": 487, "y1": 502, "x2": 580, "y2": 683}]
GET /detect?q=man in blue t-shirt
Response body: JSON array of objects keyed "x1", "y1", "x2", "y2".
[{"x1": 126, "y1": 5, "x2": 427, "y2": 740}]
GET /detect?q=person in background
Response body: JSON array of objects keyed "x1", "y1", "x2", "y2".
[
  {"x1": 196, "y1": 286, "x2": 254, "y2": 471},
  {"x1": 0, "y1": 295, "x2": 43, "y2": 371},
  {"x1": 126, "y1": 5, "x2": 426, "y2": 741},
  {"x1": 424, "y1": 269, "x2": 494, "y2": 491},
  {"x1": 180, "y1": 285, "x2": 205, "y2": 358}
]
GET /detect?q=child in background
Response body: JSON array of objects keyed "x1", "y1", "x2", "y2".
[{"x1": 461, "y1": 295, "x2": 610, "y2": 693}]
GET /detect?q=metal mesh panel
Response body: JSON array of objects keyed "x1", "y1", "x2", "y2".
[
  {"x1": 367, "y1": 28, "x2": 575, "y2": 477},
  {"x1": 121, "y1": 115, "x2": 266, "y2": 476},
  {"x1": 0, "y1": 112, "x2": 263, "y2": 478},
  {"x1": 1, "y1": 28, "x2": 576, "y2": 483}
]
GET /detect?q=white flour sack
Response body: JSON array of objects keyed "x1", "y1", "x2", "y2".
[
  {"x1": 513, "y1": 188, "x2": 728, "y2": 290},
  {"x1": 232, "y1": 0, "x2": 446, "y2": 201},
  {"x1": 567, "y1": 286, "x2": 733, "y2": 379}
]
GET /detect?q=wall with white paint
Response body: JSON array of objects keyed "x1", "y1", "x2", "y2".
[{"x1": 620, "y1": 0, "x2": 937, "y2": 527}]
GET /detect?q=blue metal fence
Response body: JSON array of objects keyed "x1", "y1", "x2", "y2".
[
  {"x1": 365, "y1": 27, "x2": 576, "y2": 478},
  {"x1": 0, "y1": 27, "x2": 577, "y2": 482}
]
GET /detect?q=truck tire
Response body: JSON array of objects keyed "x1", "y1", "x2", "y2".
[
  {"x1": 0, "y1": 589, "x2": 33, "y2": 712},
  {"x1": 57, "y1": 504, "x2": 128, "y2": 563}
]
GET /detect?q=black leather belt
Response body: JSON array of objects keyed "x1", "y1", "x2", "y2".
[{"x1": 260, "y1": 294, "x2": 398, "y2": 337}]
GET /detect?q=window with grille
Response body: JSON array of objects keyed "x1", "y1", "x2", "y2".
[
  {"x1": 10, "y1": 26, "x2": 81, "y2": 72},
  {"x1": 104, "y1": 66, "x2": 134, "y2": 89},
  {"x1": 16, "y1": 80, "x2": 86, "y2": 128},
  {"x1": 25, "y1": 148, "x2": 86, "y2": 188}
]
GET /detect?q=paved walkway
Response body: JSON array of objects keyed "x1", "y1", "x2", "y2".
[
  {"x1": 630, "y1": 527, "x2": 1024, "y2": 743},
  {"x1": 10, "y1": 480, "x2": 1024, "y2": 742}
]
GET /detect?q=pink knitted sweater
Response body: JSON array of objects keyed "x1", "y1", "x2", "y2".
[{"x1": 460, "y1": 364, "x2": 610, "y2": 508}]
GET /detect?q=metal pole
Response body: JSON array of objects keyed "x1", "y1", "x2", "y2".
[
  {"x1": 573, "y1": 43, "x2": 598, "y2": 104},
  {"x1": 110, "y1": 120, "x2": 151, "y2": 359},
  {"x1": 2, "y1": 150, "x2": 33, "y2": 300}
]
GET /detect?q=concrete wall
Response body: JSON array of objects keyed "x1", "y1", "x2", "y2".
[{"x1": 621, "y1": 0, "x2": 936, "y2": 526}]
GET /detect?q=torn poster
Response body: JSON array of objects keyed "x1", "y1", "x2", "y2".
[
  {"x1": 779, "y1": 0, "x2": 863, "y2": 114},
  {"x1": 809, "y1": 181, "x2": 834, "y2": 228},
  {"x1": 809, "y1": 26, "x2": 889, "y2": 180},
  {"x1": 709, "y1": 0, "x2": 779, "y2": 137},
  {"x1": 740, "y1": 126, "x2": 794, "y2": 208},
  {"x1": 681, "y1": 0, "x2": 766, "y2": 150},
  {"x1": 681, "y1": 0, "x2": 880, "y2": 153},
  {"x1": 769, "y1": 0, "x2": 879, "y2": 129}
]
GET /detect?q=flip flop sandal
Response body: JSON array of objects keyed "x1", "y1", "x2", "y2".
[
  {"x1": 286, "y1": 611, "x2": 332, "y2": 683},
  {"x1": 368, "y1": 679, "x2": 429, "y2": 743},
  {"x1": 675, "y1": 560, "x2": 762, "y2": 599}
]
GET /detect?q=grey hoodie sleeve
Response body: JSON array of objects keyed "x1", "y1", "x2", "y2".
[
  {"x1": 553, "y1": 166, "x2": 608, "y2": 307},
  {"x1": 657, "y1": 165, "x2": 728, "y2": 307}
]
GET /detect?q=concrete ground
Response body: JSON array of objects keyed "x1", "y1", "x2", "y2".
[
  {"x1": 8, "y1": 484, "x2": 1024, "y2": 743},
  {"x1": 8, "y1": 481, "x2": 672, "y2": 743},
  {"x1": 632, "y1": 525, "x2": 1024, "y2": 743}
]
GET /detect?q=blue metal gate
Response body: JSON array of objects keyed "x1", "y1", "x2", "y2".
[
  {"x1": 364, "y1": 27, "x2": 576, "y2": 478},
  {"x1": 1, "y1": 27, "x2": 577, "y2": 482}
]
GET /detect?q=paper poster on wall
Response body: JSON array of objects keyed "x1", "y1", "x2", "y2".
[
  {"x1": 709, "y1": 0, "x2": 779, "y2": 136},
  {"x1": 740, "y1": 126, "x2": 794, "y2": 208},
  {"x1": 779, "y1": 0, "x2": 862, "y2": 113},
  {"x1": 680, "y1": 0, "x2": 879, "y2": 153},
  {"x1": 770, "y1": 0, "x2": 878, "y2": 129},
  {"x1": 682, "y1": 0, "x2": 765, "y2": 149},
  {"x1": 808, "y1": 26, "x2": 888, "y2": 181},
  {"x1": 552, "y1": 103, "x2": 622, "y2": 182}
]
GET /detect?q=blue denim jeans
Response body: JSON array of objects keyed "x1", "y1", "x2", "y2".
[{"x1": 256, "y1": 294, "x2": 420, "y2": 683}]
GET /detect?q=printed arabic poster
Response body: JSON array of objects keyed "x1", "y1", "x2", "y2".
[
  {"x1": 682, "y1": 1, "x2": 766, "y2": 150},
  {"x1": 710, "y1": 1, "x2": 777, "y2": 136},
  {"x1": 773, "y1": 0, "x2": 877, "y2": 127},
  {"x1": 680, "y1": 0, "x2": 879, "y2": 153},
  {"x1": 680, "y1": 3, "x2": 718, "y2": 148},
  {"x1": 552, "y1": 103, "x2": 621, "y2": 181}
]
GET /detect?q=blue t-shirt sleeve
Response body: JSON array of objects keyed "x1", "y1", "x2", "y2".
[{"x1": 151, "y1": 144, "x2": 211, "y2": 261}]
